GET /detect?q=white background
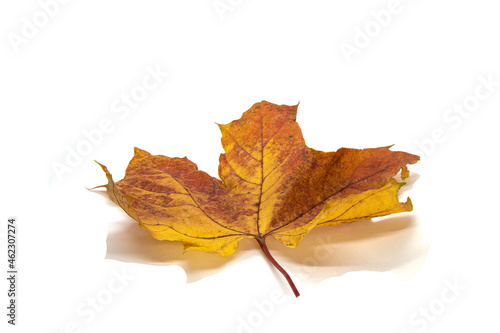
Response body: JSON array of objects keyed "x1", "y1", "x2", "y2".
[{"x1": 1, "y1": 1, "x2": 499, "y2": 332}]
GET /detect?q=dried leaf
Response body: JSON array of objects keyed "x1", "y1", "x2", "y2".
[{"x1": 96, "y1": 101, "x2": 419, "y2": 296}]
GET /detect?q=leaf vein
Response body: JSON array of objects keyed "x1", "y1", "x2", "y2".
[{"x1": 267, "y1": 166, "x2": 391, "y2": 235}]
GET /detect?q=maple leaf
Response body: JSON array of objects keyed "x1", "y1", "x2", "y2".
[{"x1": 95, "y1": 101, "x2": 419, "y2": 297}]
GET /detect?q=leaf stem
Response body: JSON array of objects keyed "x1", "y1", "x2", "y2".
[{"x1": 255, "y1": 237, "x2": 300, "y2": 297}]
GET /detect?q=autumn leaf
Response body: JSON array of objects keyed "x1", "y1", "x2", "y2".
[{"x1": 95, "y1": 101, "x2": 419, "y2": 297}]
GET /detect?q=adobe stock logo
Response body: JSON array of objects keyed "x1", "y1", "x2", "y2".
[
  {"x1": 235, "y1": 282, "x2": 298, "y2": 333},
  {"x1": 212, "y1": 0, "x2": 245, "y2": 21},
  {"x1": 339, "y1": 0, "x2": 415, "y2": 63},
  {"x1": 400, "y1": 278, "x2": 466, "y2": 333},
  {"x1": 7, "y1": 0, "x2": 72, "y2": 54},
  {"x1": 56, "y1": 267, "x2": 134, "y2": 333},
  {"x1": 50, "y1": 64, "x2": 168, "y2": 183},
  {"x1": 411, "y1": 74, "x2": 498, "y2": 162}
]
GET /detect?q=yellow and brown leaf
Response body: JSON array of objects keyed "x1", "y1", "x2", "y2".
[{"x1": 96, "y1": 101, "x2": 419, "y2": 296}]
